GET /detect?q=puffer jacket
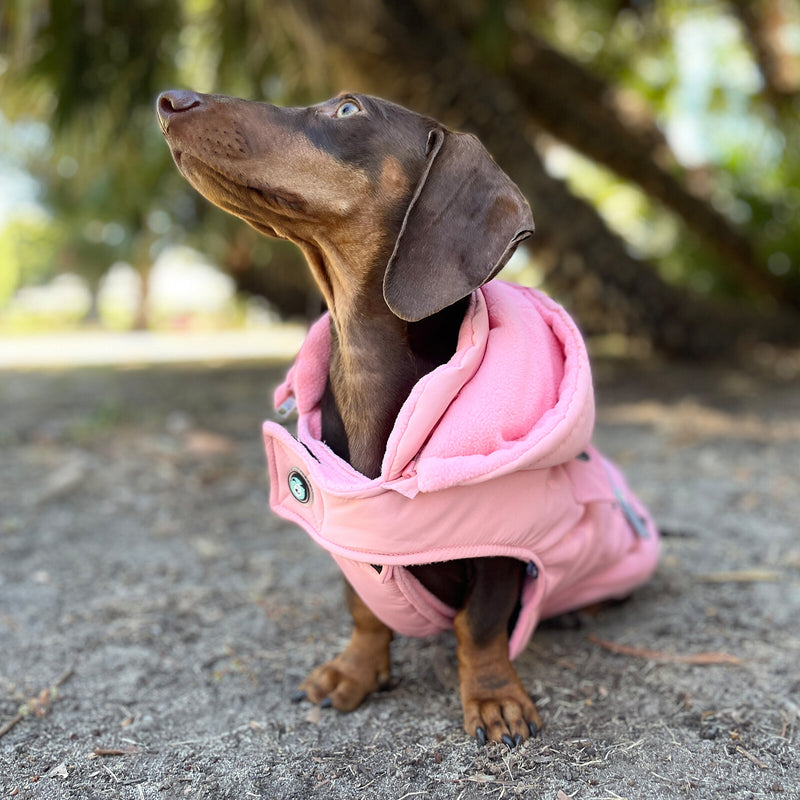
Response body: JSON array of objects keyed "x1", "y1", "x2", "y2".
[{"x1": 262, "y1": 281, "x2": 659, "y2": 659}]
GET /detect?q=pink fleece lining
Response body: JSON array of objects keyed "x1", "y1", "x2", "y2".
[{"x1": 263, "y1": 281, "x2": 659, "y2": 659}]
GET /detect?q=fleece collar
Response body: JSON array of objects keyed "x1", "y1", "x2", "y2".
[{"x1": 273, "y1": 281, "x2": 595, "y2": 497}]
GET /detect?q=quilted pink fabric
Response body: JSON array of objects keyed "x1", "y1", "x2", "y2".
[{"x1": 263, "y1": 282, "x2": 659, "y2": 659}]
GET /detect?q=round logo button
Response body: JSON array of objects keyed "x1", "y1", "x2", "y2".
[{"x1": 287, "y1": 470, "x2": 311, "y2": 504}]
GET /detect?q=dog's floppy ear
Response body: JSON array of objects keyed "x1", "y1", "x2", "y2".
[{"x1": 383, "y1": 127, "x2": 534, "y2": 322}]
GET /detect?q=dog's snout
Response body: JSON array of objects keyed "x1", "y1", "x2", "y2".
[{"x1": 157, "y1": 90, "x2": 203, "y2": 124}]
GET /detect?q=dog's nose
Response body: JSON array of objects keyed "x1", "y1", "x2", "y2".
[{"x1": 157, "y1": 90, "x2": 202, "y2": 124}]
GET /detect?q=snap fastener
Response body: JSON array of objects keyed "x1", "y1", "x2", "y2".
[{"x1": 287, "y1": 470, "x2": 311, "y2": 504}]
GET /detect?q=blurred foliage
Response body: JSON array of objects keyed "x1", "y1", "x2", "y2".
[
  {"x1": 518, "y1": 0, "x2": 800, "y2": 299},
  {"x1": 0, "y1": 0, "x2": 798, "y2": 337},
  {"x1": 0, "y1": 212, "x2": 67, "y2": 298}
]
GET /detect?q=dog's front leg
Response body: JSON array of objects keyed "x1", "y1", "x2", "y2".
[
  {"x1": 454, "y1": 559, "x2": 542, "y2": 746},
  {"x1": 296, "y1": 581, "x2": 393, "y2": 711}
]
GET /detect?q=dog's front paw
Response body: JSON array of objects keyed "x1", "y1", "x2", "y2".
[
  {"x1": 460, "y1": 664, "x2": 542, "y2": 747},
  {"x1": 293, "y1": 628, "x2": 392, "y2": 712}
]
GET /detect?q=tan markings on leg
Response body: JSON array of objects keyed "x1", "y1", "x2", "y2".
[
  {"x1": 299, "y1": 585, "x2": 393, "y2": 712},
  {"x1": 454, "y1": 608, "x2": 542, "y2": 743}
]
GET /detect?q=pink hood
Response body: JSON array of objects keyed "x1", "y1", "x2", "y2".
[{"x1": 262, "y1": 282, "x2": 659, "y2": 658}]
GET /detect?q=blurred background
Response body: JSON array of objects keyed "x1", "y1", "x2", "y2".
[{"x1": 1, "y1": 0, "x2": 799, "y2": 365}]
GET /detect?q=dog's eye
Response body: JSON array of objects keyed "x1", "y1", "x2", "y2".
[{"x1": 335, "y1": 100, "x2": 360, "y2": 118}]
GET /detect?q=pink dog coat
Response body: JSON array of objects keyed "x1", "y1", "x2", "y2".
[{"x1": 262, "y1": 281, "x2": 659, "y2": 659}]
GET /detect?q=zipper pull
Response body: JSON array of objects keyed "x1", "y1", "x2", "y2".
[{"x1": 614, "y1": 486, "x2": 650, "y2": 539}]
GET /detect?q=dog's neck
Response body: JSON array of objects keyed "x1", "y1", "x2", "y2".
[
  {"x1": 325, "y1": 296, "x2": 470, "y2": 479},
  {"x1": 328, "y1": 308, "x2": 417, "y2": 479},
  {"x1": 299, "y1": 238, "x2": 468, "y2": 480},
  {"x1": 296, "y1": 240, "x2": 410, "y2": 478}
]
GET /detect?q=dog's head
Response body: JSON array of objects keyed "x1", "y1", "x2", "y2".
[{"x1": 157, "y1": 91, "x2": 533, "y2": 320}]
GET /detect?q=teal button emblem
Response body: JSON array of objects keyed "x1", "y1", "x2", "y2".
[{"x1": 288, "y1": 470, "x2": 311, "y2": 504}]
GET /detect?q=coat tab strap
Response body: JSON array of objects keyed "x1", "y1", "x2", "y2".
[{"x1": 276, "y1": 395, "x2": 297, "y2": 419}]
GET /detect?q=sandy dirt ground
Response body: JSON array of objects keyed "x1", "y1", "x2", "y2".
[{"x1": 1, "y1": 351, "x2": 799, "y2": 799}]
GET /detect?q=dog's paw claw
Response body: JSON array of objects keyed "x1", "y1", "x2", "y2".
[
  {"x1": 461, "y1": 663, "x2": 543, "y2": 746},
  {"x1": 475, "y1": 726, "x2": 487, "y2": 747},
  {"x1": 528, "y1": 721, "x2": 539, "y2": 738},
  {"x1": 320, "y1": 697, "x2": 333, "y2": 709},
  {"x1": 290, "y1": 690, "x2": 307, "y2": 704}
]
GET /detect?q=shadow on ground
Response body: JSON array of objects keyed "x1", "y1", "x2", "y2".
[{"x1": 1, "y1": 355, "x2": 798, "y2": 799}]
